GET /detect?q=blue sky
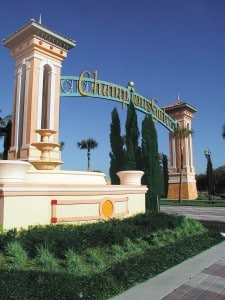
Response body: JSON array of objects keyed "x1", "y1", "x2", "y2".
[{"x1": 0, "y1": 0, "x2": 225, "y2": 177}]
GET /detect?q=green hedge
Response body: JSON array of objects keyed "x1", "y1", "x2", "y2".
[{"x1": 0, "y1": 231, "x2": 223, "y2": 300}]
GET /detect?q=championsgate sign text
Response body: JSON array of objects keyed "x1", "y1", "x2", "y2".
[{"x1": 60, "y1": 70, "x2": 177, "y2": 131}]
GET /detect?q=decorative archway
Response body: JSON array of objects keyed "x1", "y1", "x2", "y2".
[
  {"x1": 2, "y1": 18, "x2": 197, "y2": 199},
  {"x1": 60, "y1": 71, "x2": 198, "y2": 200},
  {"x1": 60, "y1": 70, "x2": 177, "y2": 132}
]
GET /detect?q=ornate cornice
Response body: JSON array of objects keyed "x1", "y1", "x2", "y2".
[
  {"x1": 163, "y1": 101, "x2": 198, "y2": 114},
  {"x1": 2, "y1": 19, "x2": 76, "y2": 51}
]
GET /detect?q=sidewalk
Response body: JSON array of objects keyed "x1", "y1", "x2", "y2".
[
  {"x1": 160, "y1": 206, "x2": 225, "y2": 223},
  {"x1": 111, "y1": 240, "x2": 225, "y2": 300}
]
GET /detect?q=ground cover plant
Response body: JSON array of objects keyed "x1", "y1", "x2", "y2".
[{"x1": 0, "y1": 212, "x2": 224, "y2": 299}]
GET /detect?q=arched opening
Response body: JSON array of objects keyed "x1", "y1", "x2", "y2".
[
  {"x1": 17, "y1": 63, "x2": 26, "y2": 151},
  {"x1": 41, "y1": 64, "x2": 51, "y2": 129}
]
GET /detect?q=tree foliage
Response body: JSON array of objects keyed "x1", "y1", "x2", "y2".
[
  {"x1": 197, "y1": 165, "x2": 225, "y2": 195},
  {"x1": 206, "y1": 155, "x2": 214, "y2": 201},
  {"x1": 108, "y1": 105, "x2": 166, "y2": 209},
  {"x1": 196, "y1": 165, "x2": 225, "y2": 197},
  {"x1": 141, "y1": 115, "x2": 162, "y2": 212},
  {"x1": 77, "y1": 138, "x2": 98, "y2": 171},
  {"x1": 124, "y1": 102, "x2": 140, "y2": 170},
  {"x1": 162, "y1": 154, "x2": 169, "y2": 198},
  {"x1": 196, "y1": 173, "x2": 207, "y2": 191},
  {"x1": 59, "y1": 141, "x2": 65, "y2": 151},
  {"x1": 222, "y1": 124, "x2": 225, "y2": 139},
  {"x1": 214, "y1": 165, "x2": 225, "y2": 193},
  {"x1": 0, "y1": 110, "x2": 12, "y2": 160},
  {"x1": 109, "y1": 108, "x2": 125, "y2": 184}
]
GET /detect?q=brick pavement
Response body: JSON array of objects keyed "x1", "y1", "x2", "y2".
[
  {"x1": 112, "y1": 206, "x2": 225, "y2": 300},
  {"x1": 160, "y1": 205, "x2": 225, "y2": 299},
  {"x1": 162, "y1": 257, "x2": 225, "y2": 299}
]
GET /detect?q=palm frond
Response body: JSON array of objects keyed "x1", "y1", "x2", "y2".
[{"x1": 222, "y1": 124, "x2": 225, "y2": 139}]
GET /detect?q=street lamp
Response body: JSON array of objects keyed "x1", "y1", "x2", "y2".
[
  {"x1": 204, "y1": 149, "x2": 212, "y2": 202},
  {"x1": 204, "y1": 149, "x2": 211, "y2": 160}
]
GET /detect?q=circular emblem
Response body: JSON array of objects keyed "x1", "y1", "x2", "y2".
[{"x1": 101, "y1": 200, "x2": 114, "y2": 218}]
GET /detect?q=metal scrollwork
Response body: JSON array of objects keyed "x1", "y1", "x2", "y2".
[{"x1": 61, "y1": 79, "x2": 73, "y2": 94}]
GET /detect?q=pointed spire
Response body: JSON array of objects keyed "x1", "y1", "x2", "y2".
[
  {"x1": 39, "y1": 14, "x2": 42, "y2": 24},
  {"x1": 177, "y1": 93, "x2": 181, "y2": 103}
]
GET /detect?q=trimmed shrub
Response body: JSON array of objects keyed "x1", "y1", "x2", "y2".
[
  {"x1": 86, "y1": 248, "x2": 106, "y2": 271},
  {"x1": 65, "y1": 249, "x2": 84, "y2": 274},
  {"x1": 5, "y1": 241, "x2": 28, "y2": 269},
  {"x1": 36, "y1": 245, "x2": 59, "y2": 271}
]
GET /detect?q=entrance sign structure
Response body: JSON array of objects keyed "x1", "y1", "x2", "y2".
[
  {"x1": 60, "y1": 72, "x2": 198, "y2": 200},
  {"x1": 2, "y1": 19, "x2": 75, "y2": 163},
  {"x1": 164, "y1": 100, "x2": 198, "y2": 200},
  {"x1": 0, "y1": 19, "x2": 197, "y2": 229},
  {"x1": 0, "y1": 19, "x2": 147, "y2": 230},
  {"x1": 60, "y1": 70, "x2": 177, "y2": 132}
]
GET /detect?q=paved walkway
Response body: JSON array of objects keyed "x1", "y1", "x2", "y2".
[
  {"x1": 160, "y1": 206, "x2": 225, "y2": 223},
  {"x1": 111, "y1": 206, "x2": 225, "y2": 300},
  {"x1": 162, "y1": 255, "x2": 225, "y2": 299}
]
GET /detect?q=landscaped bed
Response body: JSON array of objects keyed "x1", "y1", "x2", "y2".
[{"x1": 0, "y1": 212, "x2": 224, "y2": 299}]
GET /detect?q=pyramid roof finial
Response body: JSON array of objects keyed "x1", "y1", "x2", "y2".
[{"x1": 39, "y1": 14, "x2": 42, "y2": 24}]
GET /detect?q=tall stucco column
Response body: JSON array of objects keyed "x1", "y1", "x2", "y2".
[
  {"x1": 3, "y1": 19, "x2": 76, "y2": 162},
  {"x1": 164, "y1": 98, "x2": 198, "y2": 200}
]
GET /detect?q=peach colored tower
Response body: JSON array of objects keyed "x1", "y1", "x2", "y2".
[
  {"x1": 3, "y1": 19, "x2": 75, "y2": 162},
  {"x1": 164, "y1": 96, "x2": 198, "y2": 200}
]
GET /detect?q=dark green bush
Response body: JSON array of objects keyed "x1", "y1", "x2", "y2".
[
  {"x1": 0, "y1": 213, "x2": 224, "y2": 299},
  {"x1": 14, "y1": 212, "x2": 185, "y2": 258},
  {"x1": 0, "y1": 228, "x2": 18, "y2": 253},
  {"x1": 0, "y1": 230, "x2": 223, "y2": 300}
]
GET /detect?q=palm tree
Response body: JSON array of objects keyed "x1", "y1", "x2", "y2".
[
  {"x1": 59, "y1": 141, "x2": 65, "y2": 151},
  {"x1": 77, "y1": 138, "x2": 98, "y2": 171},
  {"x1": 222, "y1": 124, "x2": 225, "y2": 139},
  {"x1": 173, "y1": 126, "x2": 193, "y2": 203},
  {"x1": 0, "y1": 111, "x2": 11, "y2": 128},
  {"x1": 0, "y1": 111, "x2": 12, "y2": 160}
]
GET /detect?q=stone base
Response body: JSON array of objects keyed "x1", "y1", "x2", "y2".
[
  {"x1": 0, "y1": 182, "x2": 147, "y2": 230},
  {"x1": 0, "y1": 164, "x2": 147, "y2": 230},
  {"x1": 167, "y1": 181, "x2": 198, "y2": 200}
]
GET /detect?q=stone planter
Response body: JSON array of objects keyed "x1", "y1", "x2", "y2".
[
  {"x1": 0, "y1": 160, "x2": 31, "y2": 183},
  {"x1": 117, "y1": 170, "x2": 144, "y2": 185}
]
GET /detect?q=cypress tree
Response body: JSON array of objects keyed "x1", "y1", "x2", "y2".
[
  {"x1": 141, "y1": 115, "x2": 162, "y2": 212},
  {"x1": 158, "y1": 153, "x2": 165, "y2": 198},
  {"x1": 0, "y1": 112, "x2": 12, "y2": 160},
  {"x1": 206, "y1": 155, "x2": 214, "y2": 203},
  {"x1": 162, "y1": 154, "x2": 169, "y2": 198},
  {"x1": 109, "y1": 108, "x2": 125, "y2": 184},
  {"x1": 124, "y1": 102, "x2": 140, "y2": 170}
]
